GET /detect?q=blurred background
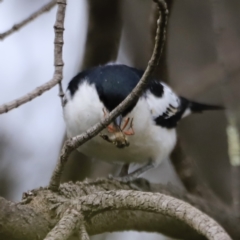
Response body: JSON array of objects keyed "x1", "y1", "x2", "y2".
[{"x1": 1, "y1": 0, "x2": 240, "y2": 239}]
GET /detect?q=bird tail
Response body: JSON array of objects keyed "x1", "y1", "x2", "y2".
[
  {"x1": 189, "y1": 100, "x2": 224, "y2": 113},
  {"x1": 180, "y1": 97, "x2": 224, "y2": 118}
]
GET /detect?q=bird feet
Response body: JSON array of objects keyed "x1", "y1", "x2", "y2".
[
  {"x1": 100, "y1": 109, "x2": 134, "y2": 148},
  {"x1": 108, "y1": 174, "x2": 136, "y2": 183},
  {"x1": 108, "y1": 161, "x2": 155, "y2": 183}
]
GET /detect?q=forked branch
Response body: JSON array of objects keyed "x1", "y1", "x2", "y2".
[
  {"x1": 0, "y1": 0, "x2": 65, "y2": 114},
  {"x1": 44, "y1": 208, "x2": 81, "y2": 240},
  {"x1": 43, "y1": 188, "x2": 231, "y2": 240},
  {"x1": 0, "y1": 179, "x2": 237, "y2": 240}
]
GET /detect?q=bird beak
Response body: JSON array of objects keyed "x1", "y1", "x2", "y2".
[{"x1": 113, "y1": 115, "x2": 123, "y2": 130}]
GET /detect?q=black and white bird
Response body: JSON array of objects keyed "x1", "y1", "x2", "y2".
[{"x1": 63, "y1": 64, "x2": 222, "y2": 182}]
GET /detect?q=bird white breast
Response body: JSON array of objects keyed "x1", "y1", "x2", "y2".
[{"x1": 63, "y1": 81, "x2": 177, "y2": 166}]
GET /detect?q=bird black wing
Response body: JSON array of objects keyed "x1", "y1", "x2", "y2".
[{"x1": 67, "y1": 64, "x2": 148, "y2": 116}]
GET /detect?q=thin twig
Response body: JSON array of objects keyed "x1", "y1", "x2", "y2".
[
  {"x1": 48, "y1": 0, "x2": 169, "y2": 191},
  {"x1": 0, "y1": 0, "x2": 57, "y2": 41},
  {"x1": 150, "y1": 0, "x2": 174, "y2": 81},
  {"x1": 58, "y1": 83, "x2": 65, "y2": 107},
  {"x1": 0, "y1": 0, "x2": 65, "y2": 114},
  {"x1": 150, "y1": 0, "x2": 216, "y2": 203},
  {"x1": 151, "y1": 1, "x2": 223, "y2": 206},
  {"x1": 150, "y1": 0, "x2": 223, "y2": 206},
  {"x1": 54, "y1": 0, "x2": 66, "y2": 106},
  {"x1": 151, "y1": 0, "x2": 220, "y2": 202},
  {"x1": 61, "y1": 0, "x2": 123, "y2": 183}
]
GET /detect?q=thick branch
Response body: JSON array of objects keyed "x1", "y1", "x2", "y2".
[
  {"x1": 87, "y1": 209, "x2": 205, "y2": 240},
  {"x1": 0, "y1": 197, "x2": 51, "y2": 240},
  {"x1": 44, "y1": 208, "x2": 80, "y2": 240},
  {"x1": 78, "y1": 223, "x2": 90, "y2": 240},
  {"x1": 0, "y1": 179, "x2": 239, "y2": 240},
  {"x1": 79, "y1": 190, "x2": 231, "y2": 240},
  {"x1": 0, "y1": 0, "x2": 56, "y2": 40},
  {"x1": 0, "y1": 0, "x2": 65, "y2": 114},
  {"x1": 49, "y1": 0, "x2": 169, "y2": 191},
  {"x1": 53, "y1": 179, "x2": 239, "y2": 239}
]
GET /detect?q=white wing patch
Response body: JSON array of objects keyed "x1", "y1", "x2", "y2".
[{"x1": 145, "y1": 82, "x2": 180, "y2": 119}]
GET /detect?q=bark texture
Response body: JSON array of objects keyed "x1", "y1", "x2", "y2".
[{"x1": 0, "y1": 179, "x2": 236, "y2": 240}]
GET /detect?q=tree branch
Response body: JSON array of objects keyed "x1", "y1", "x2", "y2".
[
  {"x1": 0, "y1": 0, "x2": 57, "y2": 41},
  {"x1": 61, "y1": 0, "x2": 123, "y2": 183},
  {"x1": 54, "y1": 0, "x2": 66, "y2": 106},
  {"x1": 152, "y1": 0, "x2": 218, "y2": 202},
  {"x1": 44, "y1": 208, "x2": 80, "y2": 240},
  {"x1": 48, "y1": 0, "x2": 169, "y2": 191},
  {"x1": 0, "y1": 1, "x2": 238, "y2": 240},
  {"x1": 77, "y1": 190, "x2": 231, "y2": 240},
  {"x1": 1, "y1": 179, "x2": 237, "y2": 240},
  {"x1": 0, "y1": 0, "x2": 65, "y2": 114},
  {"x1": 0, "y1": 196, "x2": 52, "y2": 240},
  {"x1": 150, "y1": 0, "x2": 174, "y2": 81},
  {"x1": 150, "y1": 1, "x2": 221, "y2": 205},
  {"x1": 78, "y1": 223, "x2": 90, "y2": 240}
]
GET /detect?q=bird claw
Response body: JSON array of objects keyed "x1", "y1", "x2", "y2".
[
  {"x1": 108, "y1": 174, "x2": 132, "y2": 183},
  {"x1": 101, "y1": 108, "x2": 134, "y2": 148},
  {"x1": 108, "y1": 160, "x2": 154, "y2": 183}
]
